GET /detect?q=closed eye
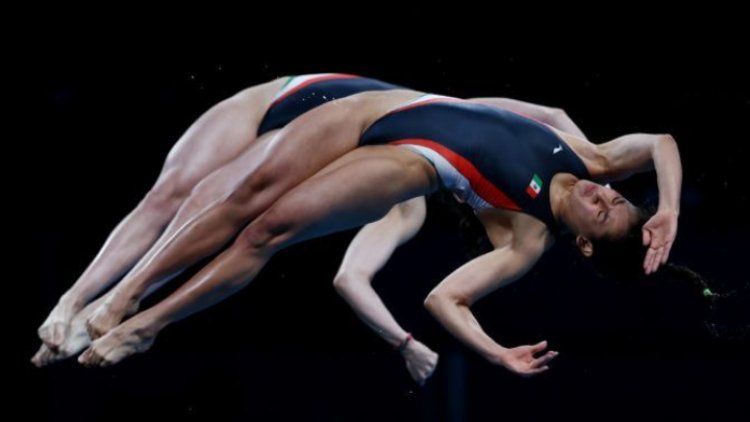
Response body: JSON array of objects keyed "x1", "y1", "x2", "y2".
[{"x1": 602, "y1": 197, "x2": 622, "y2": 223}]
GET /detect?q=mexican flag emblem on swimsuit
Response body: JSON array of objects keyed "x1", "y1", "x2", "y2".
[{"x1": 526, "y1": 174, "x2": 542, "y2": 199}]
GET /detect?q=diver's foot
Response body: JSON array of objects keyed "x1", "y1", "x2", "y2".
[
  {"x1": 85, "y1": 299, "x2": 133, "y2": 340},
  {"x1": 31, "y1": 344, "x2": 60, "y2": 367},
  {"x1": 37, "y1": 298, "x2": 79, "y2": 351},
  {"x1": 32, "y1": 324, "x2": 90, "y2": 367},
  {"x1": 31, "y1": 300, "x2": 99, "y2": 367},
  {"x1": 78, "y1": 319, "x2": 156, "y2": 367}
]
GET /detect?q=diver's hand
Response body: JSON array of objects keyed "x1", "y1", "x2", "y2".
[
  {"x1": 642, "y1": 208, "x2": 679, "y2": 274},
  {"x1": 498, "y1": 340, "x2": 558, "y2": 377},
  {"x1": 401, "y1": 339, "x2": 439, "y2": 385}
]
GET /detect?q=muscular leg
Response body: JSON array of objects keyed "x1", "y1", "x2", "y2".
[
  {"x1": 84, "y1": 130, "x2": 278, "y2": 335},
  {"x1": 85, "y1": 91, "x2": 421, "y2": 339},
  {"x1": 79, "y1": 145, "x2": 439, "y2": 366},
  {"x1": 37, "y1": 77, "x2": 286, "y2": 350},
  {"x1": 151, "y1": 131, "x2": 278, "y2": 259},
  {"x1": 109, "y1": 130, "x2": 279, "y2": 288}
]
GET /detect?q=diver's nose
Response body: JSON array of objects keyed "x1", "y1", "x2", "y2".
[{"x1": 592, "y1": 190, "x2": 608, "y2": 209}]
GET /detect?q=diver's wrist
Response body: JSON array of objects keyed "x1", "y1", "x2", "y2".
[{"x1": 658, "y1": 205, "x2": 680, "y2": 217}]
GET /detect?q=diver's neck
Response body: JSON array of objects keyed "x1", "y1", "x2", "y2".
[{"x1": 549, "y1": 173, "x2": 578, "y2": 226}]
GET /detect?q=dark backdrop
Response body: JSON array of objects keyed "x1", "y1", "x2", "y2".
[{"x1": 17, "y1": 17, "x2": 749, "y2": 422}]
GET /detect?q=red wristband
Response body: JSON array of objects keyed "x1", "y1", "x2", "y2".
[{"x1": 395, "y1": 333, "x2": 413, "y2": 353}]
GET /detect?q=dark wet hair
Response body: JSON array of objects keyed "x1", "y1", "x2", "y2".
[
  {"x1": 587, "y1": 204, "x2": 655, "y2": 281},
  {"x1": 428, "y1": 190, "x2": 491, "y2": 259},
  {"x1": 586, "y1": 205, "x2": 746, "y2": 342}
]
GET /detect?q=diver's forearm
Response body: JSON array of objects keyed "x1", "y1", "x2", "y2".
[
  {"x1": 424, "y1": 294, "x2": 508, "y2": 363},
  {"x1": 653, "y1": 135, "x2": 682, "y2": 214},
  {"x1": 336, "y1": 278, "x2": 410, "y2": 347}
]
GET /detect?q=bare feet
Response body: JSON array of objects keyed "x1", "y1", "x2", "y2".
[
  {"x1": 31, "y1": 294, "x2": 144, "y2": 367},
  {"x1": 401, "y1": 339, "x2": 439, "y2": 385},
  {"x1": 78, "y1": 318, "x2": 156, "y2": 367},
  {"x1": 31, "y1": 304, "x2": 92, "y2": 367},
  {"x1": 37, "y1": 297, "x2": 79, "y2": 351},
  {"x1": 85, "y1": 298, "x2": 139, "y2": 340}
]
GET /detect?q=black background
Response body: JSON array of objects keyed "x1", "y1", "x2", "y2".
[{"x1": 16, "y1": 13, "x2": 749, "y2": 422}]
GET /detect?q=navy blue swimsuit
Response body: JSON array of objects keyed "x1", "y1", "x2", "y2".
[
  {"x1": 360, "y1": 95, "x2": 591, "y2": 235},
  {"x1": 257, "y1": 73, "x2": 401, "y2": 136}
]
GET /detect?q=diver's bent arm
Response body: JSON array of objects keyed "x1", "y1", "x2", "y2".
[
  {"x1": 333, "y1": 196, "x2": 427, "y2": 347},
  {"x1": 424, "y1": 238, "x2": 545, "y2": 363}
]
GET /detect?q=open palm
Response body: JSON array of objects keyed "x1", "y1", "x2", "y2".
[{"x1": 501, "y1": 340, "x2": 558, "y2": 377}]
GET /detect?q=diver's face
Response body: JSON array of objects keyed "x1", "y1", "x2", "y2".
[{"x1": 567, "y1": 180, "x2": 638, "y2": 241}]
